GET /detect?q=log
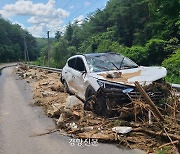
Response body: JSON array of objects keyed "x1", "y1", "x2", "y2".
[{"x1": 135, "y1": 81, "x2": 164, "y2": 121}]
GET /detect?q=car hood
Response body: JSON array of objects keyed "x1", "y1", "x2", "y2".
[{"x1": 89, "y1": 66, "x2": 167, "y2": 86}]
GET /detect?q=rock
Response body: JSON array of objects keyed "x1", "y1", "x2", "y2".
[
  {"x1": 78, "y1": 132, "x2": 115, "y2": 140},
  {"x1": 33, "y1": 91, "x2": 43, "y2": 98},
  {"x1": 82, "y1": 126, "x2": 94, "y2": 131},
  {"x1": 23, "y1": 72, "x2": 32, "y2": 79},
  {"x1": 50, "y1": 85, "x2": 64, "y2": 92},
  {"x1": 69, "y1": 122, "x2": 78, "y2": 130},
  {"x1": 49, "y1": 81, "x2": 55, "y2": 85},
  {"x1": 40, "y1": 75, "x2": 48, "y2": 79},
  {"x1": 56, "y1": 113, "x2": 65, "y2": 127},
  {"x1": 112, "y1": 126, "x2": 132, "y2": 134},
  {"x1": 42, "y1": 91, "x2": 55, "y2": 97},
  {"x1": 16, "y1": 72, "x2": 24, "y2": 77},
  {"x1": 19, "y1": 64, "x2": 29, "y2": 70},
  {"x1": 65, "y1": 96, "x2": 84, "y2": 111},
  {"x1": 41, "y1": 82, "x2": 49, "y2": 86},
  {"x1": 47, "y1": 103, "x2": 62, "y2": 117}
]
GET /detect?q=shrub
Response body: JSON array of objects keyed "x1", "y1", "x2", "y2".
[{"x1": 162, "y1": 49, "x2": 180, "y2": 83}]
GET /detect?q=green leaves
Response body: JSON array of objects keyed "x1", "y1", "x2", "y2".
[
  {"x1": 35, "y1": 0, "x2": 179, "y2": 83},
  {"x1": 0, "y1": 18, "x2": 37, "y2": 62},
  {"x1": 162, "y1": 49, "x2": 180, "y2": 83}
]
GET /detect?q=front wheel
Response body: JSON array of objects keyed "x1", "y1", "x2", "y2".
[
  {"x1": 84, "y1": 85, "x2": 96, "y2": 111},
  {"x1": 95, "y1": 97, "x2": 118, "y2": 117}
]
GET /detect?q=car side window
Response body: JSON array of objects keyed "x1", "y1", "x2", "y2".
[
  {"x1": 74, "y1": 57, "x2": 86, "y2": 72},
  {"x1": 68, "y1": 58, "x2": 76, "y2": 69}
]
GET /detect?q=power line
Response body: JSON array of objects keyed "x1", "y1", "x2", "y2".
[
  {"x1": 65, "y1": 0, "x2": 99, "y2": 23},
  {"x1": 45, "y1": 0, "x2": 103, "y2": 36},
  {"x1": 62, "y1": 0, "x2": 74, "y2": 9},
  {"x1": 54, "y1": 0, "x2": 99, "y2": 32},
  {"x1": 31, "y1": 0, "x2": 51, "y2": 32},
  {"x1": 33, "y1": 0, "x2": 73, "y2": 36}
]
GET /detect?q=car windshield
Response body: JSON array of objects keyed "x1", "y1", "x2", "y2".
[{"x1": 85, "y1": 53, "x2": 138, "y2": 72}]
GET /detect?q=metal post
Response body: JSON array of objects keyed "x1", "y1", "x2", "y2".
[
  {"x1": 47, "y1": 31, "x2": 50, "y2": 67},
  {"x1": 23, "y1": 36, "x2": 27, "y2": 63},
  {"x1": 23, "y1": 35, "x2": 29, "y2": 64}
]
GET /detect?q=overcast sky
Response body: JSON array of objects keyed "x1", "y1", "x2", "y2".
[{"x1": 0, "y1": 0, "x2": 108, "y2": 37}]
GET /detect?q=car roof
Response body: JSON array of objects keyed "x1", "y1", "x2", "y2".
[
  {"x1": 83, "y1": 52, "x2": 119, "y2": 57},
  {"x1": 68, "y1": 52, "x2": 121, "y2": 60}
]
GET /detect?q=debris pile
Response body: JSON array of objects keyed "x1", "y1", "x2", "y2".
[{"x1": 15, "y1": 64, "x2": 180, "y2": 153}]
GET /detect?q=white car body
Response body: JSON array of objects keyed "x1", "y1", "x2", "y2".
[{"x1": 61, "y1": 53, "x2": 167, "y2": 101}]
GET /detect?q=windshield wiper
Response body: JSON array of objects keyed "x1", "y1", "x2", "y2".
[
  {"x1": 104, "y1": 55, "x2": 119, "y2": 70},
  {"x1": 119, "y1": 56, "x2": 125, "y2": 70}
]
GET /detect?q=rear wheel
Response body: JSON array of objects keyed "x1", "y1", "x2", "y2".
[{"x1": 63, "y1": 80, "x2": 69, "y2": 93}]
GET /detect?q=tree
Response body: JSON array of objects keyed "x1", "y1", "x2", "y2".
[
  {"x1": 55, "y1": 31, "x2": 62, "y2": 41},
  {"x1": 162, "y1": 49, "x2": 180, "y2": 83},
  {"x1": 64, "y1": 23, "x2": 73, "y2": 43},
  {"x1": 0, "y1": 17, "x2": 37, "y2": 62}
]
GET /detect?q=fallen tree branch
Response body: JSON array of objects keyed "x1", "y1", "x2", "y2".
[
  {"x1": 133, "y1": 127, "x2": 180, "y2": 141},
  {"x1": 158, "y1": 140, "x2": 179, "y2": 148},
  {"x1": 135, "y1": 81, "x2": 164, "y2": 121},
  {"x1": 29, "y1": 128, "x2": 65, "y2": 137}
]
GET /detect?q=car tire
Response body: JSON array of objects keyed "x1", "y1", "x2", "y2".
[
  {"x1": 96, "y1": 97, "x2": 117, "y2": 117},
  {"x1": 85, "y1": 86, "x2": 118, "y2": 117},
  {"x1": 95, "y1": 90, "x2": 119, "y2": 118},
  {"x1": 63, "y1": 80, "x2": 69, "y2": 93},
  {"x1": 84, "y1": 85, "x2": 96, "y2": 111}
]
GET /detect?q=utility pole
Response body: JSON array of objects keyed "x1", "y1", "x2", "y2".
[
  {"x1": 23, "y1": 36, "x2": 30, "y2": 64},
  {"x1": 23, "y1": 36, "x2": 27, "y2": 63},
  {"x1": 47, "y1": 31, "x2": 50, "y2": 67}
]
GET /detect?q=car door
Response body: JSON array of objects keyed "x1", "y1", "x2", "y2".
[
  {"x1": 63, "y1": 57, "x2": 77, "y2": 93},
  {"x1": 72, "y1": 57, "x2": 89, "y2": 100}
]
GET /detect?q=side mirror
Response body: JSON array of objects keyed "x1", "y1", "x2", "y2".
[{"x1": 81, "y1": 70, "x2": 87, "y2": 75}]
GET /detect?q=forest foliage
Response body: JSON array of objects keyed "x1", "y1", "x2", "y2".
[
  {"x1": 0, "y1": 17, "x2": 37, "y2": 63},
  {"x1": 36, "y1": 0, "x2": 179, "y2": 82},
  {"x1": 0, "y1": 0, "x2": 179, "y2": 83}
]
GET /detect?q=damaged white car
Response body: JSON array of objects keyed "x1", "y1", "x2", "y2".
[{"x1": 61, "y1": 52, "x2": 169, "y2": 117}]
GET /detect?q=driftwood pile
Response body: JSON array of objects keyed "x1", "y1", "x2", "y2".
[{"x1": 16, "y1": 64, "x2": 180, "y2": 153}]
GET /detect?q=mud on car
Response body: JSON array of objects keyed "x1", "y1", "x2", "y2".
[{"x1": 61, "y1": 52, "x2": 169, "y2": 117}]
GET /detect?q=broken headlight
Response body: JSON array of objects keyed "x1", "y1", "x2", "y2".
[{"x1": 97, "y1": 79, "x2": 134, "y2": 92}]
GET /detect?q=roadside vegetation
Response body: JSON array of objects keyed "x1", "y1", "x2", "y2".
[
  {"x1": 0, "y1": 17, "x2": 37, "y2": 63},
  {"x1": 37, "y1": 0, "x2": 179, "y2": 83}
]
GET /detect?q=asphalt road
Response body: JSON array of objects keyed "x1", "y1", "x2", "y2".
[{"x1": 0, "y1": 67, "x2": 145, "y2": 154}]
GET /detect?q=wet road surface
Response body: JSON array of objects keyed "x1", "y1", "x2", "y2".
[{"x1": 0, "y1": 67, "x2": 145, "y2": 154}]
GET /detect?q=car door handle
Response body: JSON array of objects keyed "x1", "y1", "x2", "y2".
[
  {"x1": 72, "y1": 75, "x2": 75, "y2": 79},
  {"x1": 65, "y1": 72, "x2": 67, "y2": 74}
]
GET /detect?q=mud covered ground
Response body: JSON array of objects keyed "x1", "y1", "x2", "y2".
[{"x1": 15, "y1": 64, "x2": 180, "y2": 153}]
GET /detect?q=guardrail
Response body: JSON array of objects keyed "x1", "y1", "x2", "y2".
[
  {"x1": 171, "y1": 84, "x2": 180, "y2": 92},
  {"x1": 29, "y1": 65, "x2": 62, "y2": 73},
  {"x1": 28, "y1": 64, "x2": 180, "y2": 92},
  {"x1": 0, "y1": 63, "x2": 17, "y2": 70}
]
